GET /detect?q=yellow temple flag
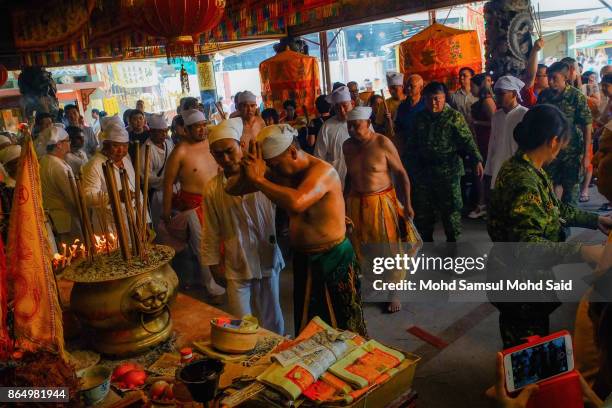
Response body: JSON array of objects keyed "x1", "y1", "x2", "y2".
[{"x1": 7, "y1": 135, "x2": 66, "y2": 359}]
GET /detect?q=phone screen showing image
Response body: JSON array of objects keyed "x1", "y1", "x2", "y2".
[{"x1": 510, "y1": 337, "x2": 569, "y2": 389}]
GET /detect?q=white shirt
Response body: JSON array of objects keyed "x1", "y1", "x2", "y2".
[
  {"x1": 140, "y1": 138, "x2": 174, "y2": 191},
  {"x1": 314, "y1": 116, "x2": 349, "y2": 186},
  {"x1": 39, "y1": 154, "x2": 79, "y2": 234},
  {"x1": 449, "y1": 89, "x2": 478, "y2": 124},
  {"x1": 201, "y1": 174, "x2": 284, "y2": 281},
  {"x1": 65, "y1": 149, "x2": 88, "y2": 176},
  {"x1": 485, "y1": 104, "x2": 529, "y2": 188}
]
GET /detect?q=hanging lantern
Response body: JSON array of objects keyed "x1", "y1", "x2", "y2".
[
  {"x1": 398, "y1": 23, "x2": 483, "y2": 91},
  {"x1": 126, "y1": 0, "x2": 226, "y2": 60},
  {"x1": 0, "y1": 66, "x2": 7, "y2": 88}
]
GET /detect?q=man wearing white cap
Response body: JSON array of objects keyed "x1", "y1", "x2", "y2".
[
  {"x1": 82, "y1": 124, "x2": 140, "y2": 235},
  {"x1": 374, "y1": 72, "x2": 405, "y2": 135},
  {"x1": 39, "y1": 126, "x2": 81, "y2": 244},
  {"x1": 485, "y1": 76, "x2": 529, "y2": 191},
  {"x1": 162, "y1": 108, "x2": 224, "y2": 297},
  {"x1": 343, "y1": 106, "x2": 421, "y2": 313},
  {"x1": 201, "y1": 118, "x2": 285, "y2": 333},
  {"x1": 230, "y1": 126, "x2": 366, "y2": 336},
  {"x1": 141, "y1": 113, "x2": 174, "y2": 231},
  {"x1": 314, "y1": 85, "x2": 353, "y2": 187},
  {"x1": 35, "y1": 123, "x2": 66, "y2": 158},
  {"x1": 236, "y1": 90, "x2": 265, "y2": 149}
]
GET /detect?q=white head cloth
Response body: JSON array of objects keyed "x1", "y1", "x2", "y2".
[
  {"x1": 46, "y1": 126, "x2": 69, "y2": 147},
  {"x1": 238, "y1": 91, "x2": 257, "y2": 104},
  {"x1": 325, "y1": 86, "x2": 351, "y2": 104},
  {"x1": 101, "y1": 115, "x2": 124, "y2": 131},
  {"x1": 182, "y1": 109, "x2": 206, "y2": 126},
  {"x1": 347, "y1": 106, "x2": 372, "y2": 121},
  {"x1": 494, "y1": 75, "x2": 525, "y2": 101},
  {"x1": 103, "y1": 124, "x2": 129, "y2": 143},
  {"x1": 148, "y1": 113, "x2": 168, "y2": 130},
  {"x1": 208, "y1": 118, "x2": 243, "y2": 145},
  {"x1": 0, "y1": 145, "x2": 21, "y2": 165},
  {"x1": 387, "y1": 72, "x2": 404, "y2": 86},
  {"x1": 257, "y1": 124, "x2": 298, "y2": 159}
]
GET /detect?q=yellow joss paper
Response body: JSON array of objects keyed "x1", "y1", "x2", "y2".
[{"x1": 328, "y1": 340, "x2": 405, "y2": 389}]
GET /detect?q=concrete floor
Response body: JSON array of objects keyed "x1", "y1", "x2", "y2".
[{"x1": 183, "y1": 185, "x2": 609, "y2": 407}]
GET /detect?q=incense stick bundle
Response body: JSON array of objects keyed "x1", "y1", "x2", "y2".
[
  {"x1": 215, "y1": 102, "x2": 226, "y2": 120},
  {"x1": 134, "y1": 141, "x2": 142, "y2": 231},
  {"x1": 141, "y1": 144, "x2": 151, "y2": 249},
  {"x1": 120, "y1": 169, "x2": 143, "y2": 257},
  {"x1": 529, "y1": 5, "x2": 543, "y2": 38},
  {"x1": 97, "y1": 191, "x2": 111, "y2": 254},
  {"x1": 75, "y1": 176, "x2": 95, "y2": 262},
  {"x1": 67, "y1": 173, "x2": 84, "y2": 237},
  {"x1": 102, "y1": 162, "x2": 131, "y2": 261},
  {"x1": 380, "y1": 89, "x2": 396, "y2": 139}
]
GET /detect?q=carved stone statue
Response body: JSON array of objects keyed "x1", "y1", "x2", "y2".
[
  {"x1": 17, "y1": 66, "x2": 60, "y2": 120},
  {"x1": 484, "y1": 0, "x2": 533, "y2": 80}
]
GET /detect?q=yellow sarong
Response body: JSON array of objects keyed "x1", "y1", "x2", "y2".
[{"x1": 347, "y1": 186, "x2": 421, "y2": 282}]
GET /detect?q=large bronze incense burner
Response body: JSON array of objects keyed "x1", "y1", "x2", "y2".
[{"x1": 63, "y1": 245, "x2": 178, "y2": 357}]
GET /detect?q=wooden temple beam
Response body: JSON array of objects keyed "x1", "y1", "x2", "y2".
[{"x1": 288, "y1": 0, "x2": 472, "y2": 37}]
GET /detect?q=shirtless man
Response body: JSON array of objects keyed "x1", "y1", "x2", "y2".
[
  {"x1": 343, "y1": 107, "x2": 421, "y2": 313},
  {"x1": 161, "y1": 108, "x2": 224, "y2": 297},
  {"x1": 236, "y1": 91, "x2": 265, "y2": 150},
  {"x1": 230, "y1": 124, "x2": 367, "y2": 335}
]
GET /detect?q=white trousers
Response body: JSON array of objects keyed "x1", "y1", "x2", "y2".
[
  {"x1": 226, "y1": 270, "x2": 284, "y2": 335},
  {"x1": 185, "y1": 209, "x2": 225, "y2": 296}
]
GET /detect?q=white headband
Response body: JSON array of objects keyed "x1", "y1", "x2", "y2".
[
  {"x1": 208, "y1": 118, "x2": 243, "y2": 145},
  {"x1": 257, "y1": 124, "x2": 298, "y2": 159}
]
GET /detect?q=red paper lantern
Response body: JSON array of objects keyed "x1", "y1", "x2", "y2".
[
  {"x1": 0, "y1": 66, "x2": 7, "y2": 88},
  {"x1": 128, "y1": 0, "x2": 226, "y2": 58}
]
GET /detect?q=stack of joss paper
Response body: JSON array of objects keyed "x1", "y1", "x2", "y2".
[{"x1": 257, "y1": 317, "x2": 410, "y2": 405}]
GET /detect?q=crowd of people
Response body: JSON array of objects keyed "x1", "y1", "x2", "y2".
[{"x1": 2, "y1": 36, "x2": 612, "y2": 405}]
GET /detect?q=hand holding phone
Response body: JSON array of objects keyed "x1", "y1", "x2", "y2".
[{"x1": 503, "y1": 331, "x2": 574, "y2": 393}]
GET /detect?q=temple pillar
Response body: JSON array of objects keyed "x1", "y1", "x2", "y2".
[
  {"x1": 484, "y1": 0, "x2": 534, "y2": 80},
  {"x1": 196, "y1": 54, "x2": 217, "y2": 119}
]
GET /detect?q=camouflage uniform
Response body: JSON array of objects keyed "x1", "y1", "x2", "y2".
[
  {"x1": 488, "y1": 152, "x2": 599, "y2": 347},
  {"x1": 537, "y1": 86, "x2": 592, "y2": 205},
  {"x1": 403, "y1": 107, "x2": 483, "y2": 242}
]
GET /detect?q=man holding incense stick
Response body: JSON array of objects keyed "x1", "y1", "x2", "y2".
[{"x1": 82, "y1": 124, "x2": 140, "y2": 236}]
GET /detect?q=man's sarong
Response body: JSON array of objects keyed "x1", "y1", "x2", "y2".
[
  {"x1": 293, "y1": 238, "x2": 367, "y2": 337},
  {"x1": 173, "y1": 190, "x2": 203, "y2": 223},
  {"x1": 347, "y1": 186, "x2": 422, "y2": 283}
]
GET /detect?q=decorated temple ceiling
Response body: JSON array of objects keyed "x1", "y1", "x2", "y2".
[{"x1": 0, "y1": 0, "x2": 473, "y2": 69}]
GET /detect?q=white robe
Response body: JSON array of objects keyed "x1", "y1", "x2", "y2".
[
  {"x1": 140, "y1": 138, "x2": 174, "y2": 230},
  {"x1": 314, "y1": 116, "x2": 350, "y2": 186},
  {"x1": 65, "y1": 149, "x2": 88, "y2": 177},
  {"x1": 485, "y1": 105, "x2": 529, "y2": 188},
  {"x1": 39, "y1": 154, "x2": 81, "y2": 241},
  {"x1": 201, "y1": 173, "x2": 285, "y2": 333}
]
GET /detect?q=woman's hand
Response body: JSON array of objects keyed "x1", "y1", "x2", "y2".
[
  {"x1": 597, "y1": 215, "x2": 612, "y2": 235},
  {"x1": 486, "y1": 353, "x2": 539, "y2": 408}
]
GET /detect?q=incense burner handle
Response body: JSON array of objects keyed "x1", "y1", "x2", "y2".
[{"x1": 139, "y1": 304, "x2": 171, "y2": 334}]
